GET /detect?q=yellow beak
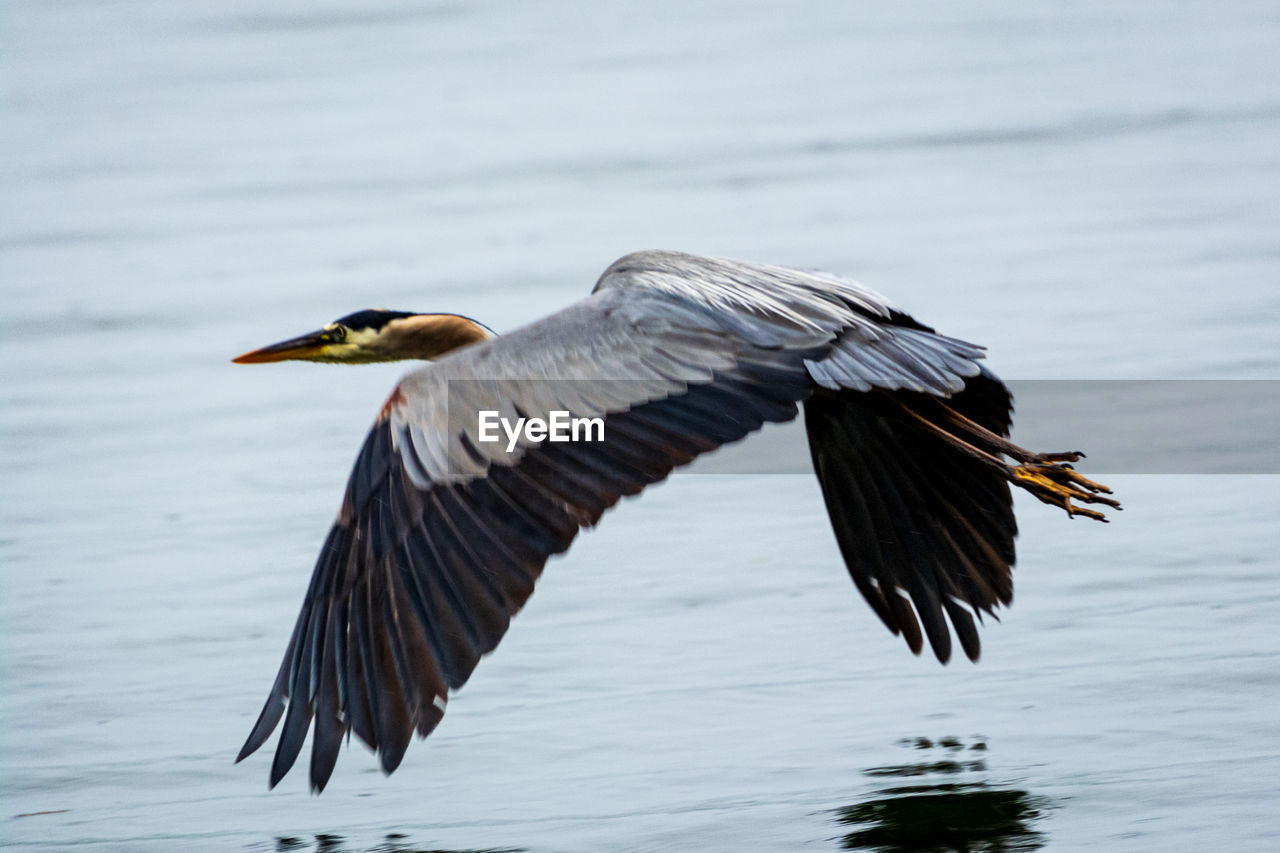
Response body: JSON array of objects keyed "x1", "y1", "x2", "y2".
[{"x1": 232, "y1": 329, "x2": 330, "y2": 364}]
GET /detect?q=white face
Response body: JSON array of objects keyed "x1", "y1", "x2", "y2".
[{"x1": 312, "y1": 323, "x2": 392, "y2": 363}]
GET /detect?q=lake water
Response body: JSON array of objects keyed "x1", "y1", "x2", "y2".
[{"x1": 2, "y1": 1, "x2": 1278, "y2": 851}]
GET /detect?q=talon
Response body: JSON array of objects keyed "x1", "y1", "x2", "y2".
[
  {"x1": 1011, "y1": 461, "x2": 1120, "y2": 522},
  {"x1": 1031, "y1": 450, "x2": 1085, "y2": 464}
]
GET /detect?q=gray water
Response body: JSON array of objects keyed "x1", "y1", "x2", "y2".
[{"x1": 3, "y1": 1, "x2": 1279, "y2": 850}]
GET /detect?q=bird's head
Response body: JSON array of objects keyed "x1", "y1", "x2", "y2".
[{"x1": 233, "y1": 309, "x2": 494, "y2": 364}]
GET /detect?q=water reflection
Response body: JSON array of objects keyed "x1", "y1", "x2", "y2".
[
  {"x1": 836, "y1": 738, "x2": 1050, "y2": 853},
  {"x1": 271, "y1": 834, "x2": 522, "y2": 853}
]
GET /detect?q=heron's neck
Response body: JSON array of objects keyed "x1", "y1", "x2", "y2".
[{"x1": 376, "y1": 313, "x2": 495, "y2": 360}]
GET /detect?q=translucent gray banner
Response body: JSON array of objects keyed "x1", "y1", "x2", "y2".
[{"x1": 441, "y1": 380, "x2": 1280, "y2": 476}]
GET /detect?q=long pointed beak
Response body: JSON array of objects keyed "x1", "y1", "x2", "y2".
[{"x1": 232, "y1": 329, "x2": 330, "y2": 364}]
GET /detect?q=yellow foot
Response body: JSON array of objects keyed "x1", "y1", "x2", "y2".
[{"x1": 1011, "y1": 459, "x2": 1122, "y2": 522}]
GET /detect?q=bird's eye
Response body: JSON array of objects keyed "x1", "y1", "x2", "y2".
[{"x1": 330, "y1": 326, "x2": 348, "y2": 341}]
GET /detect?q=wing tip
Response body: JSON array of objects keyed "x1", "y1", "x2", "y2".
[
  {"x1": 236, "y1": 691, "x2": 287, "y2": 765},
  {"x1": 931, "y1": 641, "x2": 953, "y2": 665}
]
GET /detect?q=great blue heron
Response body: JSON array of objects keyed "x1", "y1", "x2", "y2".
[{"x1": 232, "y1": 250, "x2": 1118, "y2": 792}]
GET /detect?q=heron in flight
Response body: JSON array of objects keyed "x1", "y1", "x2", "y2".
[{"x1": 232, "y1": 250, "x2": 1118, "y2": 791}]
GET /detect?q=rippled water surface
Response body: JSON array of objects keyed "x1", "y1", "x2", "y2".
[{"x1": 3, "y1": 2, "x2": 1279, "y2": 851}]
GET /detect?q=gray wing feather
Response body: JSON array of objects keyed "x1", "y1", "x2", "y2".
[
  {"x1": 596, "y1": 250, "x2": 984, "y2": 395},
  {"x1": 388, "y1": 277, "x2": 848, "y2": 486}
]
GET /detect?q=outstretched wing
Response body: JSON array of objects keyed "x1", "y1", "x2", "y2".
[{"x1": 236, "y1": 251, "x2": 996, "y2": 790}]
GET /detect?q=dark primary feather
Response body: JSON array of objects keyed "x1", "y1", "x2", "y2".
[
  {"x1": 237, "y1": 250, "x2": 1024, "y2": 790},
  {"x1": 803, "y1": 368, "x2": 1016, "y2": 664}
]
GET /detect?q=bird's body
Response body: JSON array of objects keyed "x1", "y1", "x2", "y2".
[{"x1": 233, "y1": 250, "x2": 1117, "y2": 791}]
